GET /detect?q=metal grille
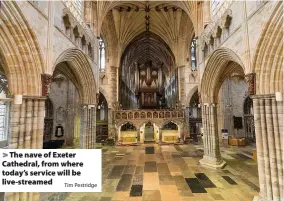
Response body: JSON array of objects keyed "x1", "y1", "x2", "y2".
[{"x1": 0, "y1": 103, "x2": 7, "y2": 141}]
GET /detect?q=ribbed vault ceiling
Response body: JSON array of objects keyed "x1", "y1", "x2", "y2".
[
  {"x1": 99, "y1": 1, "x2": 195, "y2": 67},
  {"x1": 121, "y1": 32, "x2": 175, "y2": 76}
]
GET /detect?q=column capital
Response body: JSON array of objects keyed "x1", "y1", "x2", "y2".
[
  {"x1": 23, "y1": 95, "x2": 47, "y2": 101},
  {"x1": 251, "y1": 94, "x2": 276, "y2": 100}
]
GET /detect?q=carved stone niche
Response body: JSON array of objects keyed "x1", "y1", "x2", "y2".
[
  {"x1": 220, "y1": 9, "x2": 232, "y2": 29},
  {"x1": 245, "y1": 73, "x2": 256, "y2": 95},
  {"x1": 41, "y1": 74, "x2": 52, "y2": 96},
  {"x1": 213, "y1": 26, "x2": 222, "y2": 38}
]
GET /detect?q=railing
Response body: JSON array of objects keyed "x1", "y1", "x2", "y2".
[{"x1": 114, "y1": 109, "x2": 184, "y2": 120}]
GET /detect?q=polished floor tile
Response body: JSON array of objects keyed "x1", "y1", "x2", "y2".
[
  {"x1": 195, "y1": 173, "x2": 217, "y2": 188},
  {"x1": 145, "y1": 147, "x2": 154, "y2": 154},
  {"x1": 130, "y1": 185, "x2": 143, "y2": 197},
  {"x1": 43, "y1": 144, "x2": 259, "y2": 201},
  {"x1": 221, "y1": 176, "x2": 238, "y2": 185},
  {"x1": 185, "y1": 178, "x2": 207, "y2": 193},
  {"x1": 144, "y1": 161, "x2": 157, "y2": 172}
]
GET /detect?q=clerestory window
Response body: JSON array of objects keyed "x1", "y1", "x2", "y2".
[
  {"x1": 99, "y1": 38, "x2": 106, "y2": 72},
  {"x1": 191, "y1": 37, "x2": 197, "y2": 70}
]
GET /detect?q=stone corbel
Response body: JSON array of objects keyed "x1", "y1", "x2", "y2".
[
  {"x1": 41, "y1": 74, "x2": 52, "y2": 96},
  {"x1": 100, "y1": 72, "x2": 106, "y2": 79},
  {"x1": 220, "y1": 9, "x2": 232, "y2": 29},
  {"x1": 245, "y1": 73, "x2": 256, "y2": 95}
]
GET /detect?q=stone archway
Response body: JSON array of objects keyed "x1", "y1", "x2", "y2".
[
  {"x1": 251, "y1": 2, "x2": 283, "y2": 201},
  {"x1": 160, "y1": 121, "x2": 180, "y2": 143},
  {"x1": 51, "y1": 48, "x2": 97, "y2": 149},
  {"x1": 118, "y1": 121, "x2": 138, "y2": 144},
  {"x1": 200, "y1": 47, "x2": 245, "y2": 169},
  {"x1": 0, "y1": 2, "x2": 46, "y2": 201},
  {"x1": 53, "y1": 48, "x2": 97, "y2": 105}
]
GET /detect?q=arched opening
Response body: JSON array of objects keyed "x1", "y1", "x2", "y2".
[
  {"x1": 187, "y1": 90, "x2": 202, "y2": 143},
  {"x1": 43, "y1": 98, "x2": 54, "y2": 143},
  {"x1": 161, "y1": 121, "x2": 179, "y2": 143},
  {"x1": 119, "y1": 32, "x2": 176, "y2": 110},
  {"x1": 43, "y1": 73, "x2": 80, "y2": 149},
  {"x1": 44, "y1": 48, "x2": 97, "y2": 149},
  {"x1": 243, "y1": 96, "x2": 255, "y2": 143},
  {"x1": 144, "y1": 122, "x2": 154, "y2": 141},
  {"x1": 216, "y1": 75, "x2": 254, "y2": 147},
  {"x1": 119, "y1": 122, "x2": 137, "y2": 144},
  {"x1": 200, "y1": 48, "x2": 252, "y2": 168},
  {"x1": 96, "y1": 92, "x2": 108, "y2": 143}
]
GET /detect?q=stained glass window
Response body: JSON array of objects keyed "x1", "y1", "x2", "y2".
[
  {"x1": 99, "y1": 38, "x2": 106, "y2": 72},
  {"x1": 191, "y1": 37, "x2": 197, "y2": 70}
]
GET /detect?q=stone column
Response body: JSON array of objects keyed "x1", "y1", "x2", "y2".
[
  {"x1": 9, "y1": 103, "x2": 21, "y2": 149},
  {"x1": 80, "y1": 105, "x2": 88, "y2": 148},
  {"x1": 31, "y1": 99, "x2": 39, "y2": 148},
  {"x1": 6, "y1": 96, "x2": 46, "y2": 201},
  {"x1": 108, "y1": 107, "x2": 116, "y2": 139},
  {"x1": 79, "y1": 105, "x2": 97, "y2": 149},
  {"x1": 199, "y1": 103, "x2": 226, "y2": 169},
  {"x1": 252, "y1": 94, "x2": 283, "y2": 201},
  {"x1": 37, "y1": 99, "x2": 45, "y2": 149},
  {"x1": 91, "y1": 106, "x2": 97, "y2": 148},
  {"x1": 18, "y1": 100, "x2": 26, "y2": 148}
]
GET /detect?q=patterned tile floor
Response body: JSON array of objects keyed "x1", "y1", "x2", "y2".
[{"x1": 41, "y1": 144, "x2": 259, "y2": 201}]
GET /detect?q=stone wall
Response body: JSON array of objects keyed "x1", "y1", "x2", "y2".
[
  {"x1": 217, "y1": 77, "x2": 248, "y2": 139},
  {"x1": 48, "y1": 76, "x2": 80, "y2": 145},
  {"x1": 199, "y1": 1, "x2": 278, "y2": 79}
]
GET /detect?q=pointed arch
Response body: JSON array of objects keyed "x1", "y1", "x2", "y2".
[
  {"x1": 53, "y1": 48, "x2": 97, "y2": 105},
  {"x1": 0, "y1": 1, "x2": 44, "y2": 96},
  {"x1": 200, "y1": 47, "x2": 245, "y2": 103},
  {"x1": 252, "y1": 2, "x2": 283, "y2": 95}
]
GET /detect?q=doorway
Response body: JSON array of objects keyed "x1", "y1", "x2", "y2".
[{"x1": 144, "y1": 122, "x2": 154, "y2": 140}]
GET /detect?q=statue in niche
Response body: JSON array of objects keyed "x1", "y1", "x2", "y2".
[{"x1": 56, "y1": 107, "x2": 66, "y2": 124}]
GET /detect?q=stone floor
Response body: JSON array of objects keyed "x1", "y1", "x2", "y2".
[{"x1": 41, "y1": 144, "x2": 259, "y2": 201}]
